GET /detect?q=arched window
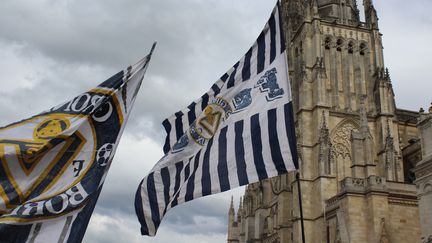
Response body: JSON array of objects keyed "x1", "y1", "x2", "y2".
[
  {"x1": 348, "y1": 42, "x2": 354, "y2": 54},
  {"x1": 324, "y1": 37, "x2": 332, "y2": 50},
  {"x1": 359, "y1": 43, "x2": 367, "y2": 55},
  {"x1": 336, "y1": 39, "x2": 344, "y2": 52}
]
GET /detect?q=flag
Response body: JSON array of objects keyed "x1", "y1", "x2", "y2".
[
  {"x1": 135, "y1": 2, "x2": 298, "y2": 236},
  {"x1": 0, "y1": 43, "x2": 155, "y2": 243}
]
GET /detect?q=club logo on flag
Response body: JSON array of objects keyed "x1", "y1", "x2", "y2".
[
  {"x1": 0, "y1": 87, "x2": 124, "y2": 220},
  {"x1": 232, "y1": 88, "x2": 252, "y2": 111},
  {"x1": 255, "y1": 68, "x2": 284, "y2": 101}
]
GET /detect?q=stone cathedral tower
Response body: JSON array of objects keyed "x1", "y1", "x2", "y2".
[{"x1": 227, "y1": 0, "x2": 424, "y2": 242}]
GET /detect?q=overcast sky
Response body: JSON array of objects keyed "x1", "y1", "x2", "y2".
[{"x1": 0, "y1": 1, "x2": 431, "y2": 242}]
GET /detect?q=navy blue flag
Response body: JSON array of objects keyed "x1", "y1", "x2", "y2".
[
  {"x1": 135, "y1": 2, "x2": 298, "y2": 237},
  {"x1": 0, "y1": 44, "x2": 155, "y2": 243}
]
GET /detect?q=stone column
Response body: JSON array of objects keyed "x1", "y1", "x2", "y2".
[{"x1": 413, "y1": 109, "x2": 432, "y2": 243}]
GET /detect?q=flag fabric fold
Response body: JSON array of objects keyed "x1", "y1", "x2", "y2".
[
  {"x1": 135, "y1": 2, "x2": 298, "y2": 237},
  {"x1": 0, "y1": 44, "x2": 155, "y2": 243}
]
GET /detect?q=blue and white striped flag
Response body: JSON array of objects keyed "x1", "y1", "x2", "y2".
[
  {"x1": 0, "y1": 45, "x2": 155, "y2": 243},
  {"x1": 135, "y1": 2, "x2": 298, "y2": 236}
]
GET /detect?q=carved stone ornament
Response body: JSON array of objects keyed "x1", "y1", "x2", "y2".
[
  {"x1": 379, "y1": 218, "x2": 391, "y2": 243},
  {"x1": 331, "y1": 120, "x2": 359, "y2": 159}
]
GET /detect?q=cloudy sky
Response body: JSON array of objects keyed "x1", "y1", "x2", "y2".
[{"x1": 0, "y1": 0, "x2": 431, "y2": 242}]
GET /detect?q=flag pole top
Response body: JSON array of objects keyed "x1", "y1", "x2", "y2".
[{"x1": 150, "y1": 41, "x2": 157, "y2": 56}]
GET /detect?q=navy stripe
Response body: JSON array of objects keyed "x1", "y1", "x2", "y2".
[
  {"x1": 162, "y1": 119, "x2": 172, "y2": 154},
  {"x1": 147, "y1": 172, "x2": 161, "y2": 229},
  {"x1": 0, "y1": 223, "x2": 32, "y2": 243},
  {"x1": 284, "y1": 102, "x2": 299, "y2": 169},
  {"x1": 220, "y1": 73, "x2": 229, "y2": 82},
  {"x1": 98, "y1": 71, "x2": 124, "y2": 89},
  {"x1": 160, "y1": 167, "x2": 171, "y2": 215},
  {"x1": 184, "y1": 158, "x2": 191, "y2": 181},
  {"x1": 211, "y1": 84, "x2": 221, "y2": 96},
  {"x1": 0, "y1": 158, "x2": 20, "y2": 206},
  {"x1": 201, "y1": 138, "x2": 213, "y2": 196},
  {"x1": 227, "y1": 62, "x2": 240, "y2": 89},
  {"x1": 187, "y1": 102, "x2": 197, "y2": 125},
  {"x1": 218, "y1": 127, "x2": 230, "y2": 192},
  {"x1": 269, "y1": 13, "x2": 277, "y2": 64},
  {"x1": 134, "y1": 178, "x2": 149, "y2": 235},
  {"x1": 201, "y1": 93, "x2": 209, "y2": 111},
  {"x1": 67, "y1": 187, "x2": 103, "y2": 243},
  {"x1": 170, "y1": 162, "x2": 184, "y2": 208},
  {"x1": 234, "y1": 120, "x2": 249, "y2": 185},
  {"x1": 257, "y1": 31, "x2": 266, "y2": 74},
  {"x1": 242, "y1": 48, "x2": 253, "y2": 81},
  {"x1": 185, "y1": 151, "x2": 201, "y2": 202},
  {"x1": 277, "y1": 2, "x2": 286, "y2": 53},
  {"x1": 171, "y1": 158, "x2": 192, "y2": 208},
  {"x1": 251, "y1": 114, "x2": 268, "y2": 180},
  {"x1": 268, "y1": 109, "x2": 287, "y2": 174},
  {"x1": 174, "y1": 111, "x2": 184, "y2": 141}
]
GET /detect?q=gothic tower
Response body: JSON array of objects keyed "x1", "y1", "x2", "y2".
[{"x1": 228, "y1": 1, "x2": 422, "y2": 242}]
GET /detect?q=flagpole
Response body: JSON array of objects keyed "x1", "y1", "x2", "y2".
[{"x1": 296, "y1": 171, "x2": 306, "y2": 243}]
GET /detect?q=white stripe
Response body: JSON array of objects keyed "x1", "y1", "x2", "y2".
[
  {"x1": 167, "y1": 163, "x2": 178, "y2": 210},
  {"x1": 235, "y1": 56, "x2": 246, "y2": 85},
  {"x1": 167, "y1": 158, "x2": 189, "y2": 209},
  {"x1": 153, "y1": 172, "x2": 166, "y2": 221},
  {"x1": 280, "y1": 105, "x2": 297, "y2": 171},
  {"x1": 249, "y1": 42, "x2": 259, "y2": 79},
  {"x1": 208, "y1": 136, "x2": 221, "y2": 195},
  {"x1": 168, "y1": 159, "x2": 186, "y2": 211},
  {"x1": 169, "y1": 119, "x2": 177, "y2": 149},
  {"x1": 242, "y1": 117, "x2": 259, "y2": 183},
  {"x1": 26, "y1": 214, "x2": 76, "y2": 243},
  {"x1": 192, "y1": 149, "x2": 205, "y2": 199},
  {"x1": 141, "y1": 177, "x2": 156, "y2": 235},
  {"x1": 225, "y1": 125, "x2": 240, "y2": 188},
  {"x1": 264, "y1": 22, "x2": 272, "y2": 70},
  {"x1": 260, "y1": 111, "x2": 279, "y2": 177}
]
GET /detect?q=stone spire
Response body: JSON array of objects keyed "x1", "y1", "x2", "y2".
[
  {"x1": 237, "y1": 197, "x2": 243, "y2": 222},
  {"x1": 229, "y1": 196, "x2": 235, "y2": 218},
  {"x1": 364, "y1": 0, "x2": 379, "y2": 29},
  {"x1": 227, "y1": 196, "x2": 237, "y2": 242}
]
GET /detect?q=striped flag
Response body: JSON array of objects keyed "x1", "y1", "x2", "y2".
[
  {"x1": 0, "y1": 44, "x2": 155, "y2": 243},
  {"x1": 135, "y1": 2, "x2": 298, "y2": 236}
]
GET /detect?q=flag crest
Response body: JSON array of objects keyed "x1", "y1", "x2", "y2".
[{"x1": 0, "y1": 45, "x2": 154, "y2": 243}]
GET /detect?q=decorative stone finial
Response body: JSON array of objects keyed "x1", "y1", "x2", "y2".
[
  {"x1": 420, "y1": 107, "x2": 425, "y2": 114},
  {"x1": 429, "y1": 102, "x2": 432, "y2": 113},
  {"x1": 322, "y1": 111, "x2": 327, "y2": 129},
  {"x1": 359, "y1": 95, "x2": 369, "y2": 134}
]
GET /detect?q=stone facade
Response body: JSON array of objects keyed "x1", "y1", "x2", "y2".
[
  {"x1": 227, "y1": 1, "x2": 426, "y2": 242},
  {"x1": 414, "y1": 110, "x2": 432, "y2": 243}
]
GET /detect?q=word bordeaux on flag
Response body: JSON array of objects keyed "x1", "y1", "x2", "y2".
[
  {"x1": 135, "y1": 2, "x2": 298, "y2": 237},
  {"x1": 0, "y1": 44, "x2": 155, "y2": 243}
]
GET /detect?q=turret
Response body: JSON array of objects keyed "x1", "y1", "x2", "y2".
[
  {"x1": 228, "y1": 196, "x2": 235, "y2": 226},
  {"x1": 364, "y1": 0, "x2": 379, "y2": 29},
  {"x1": 316, "y1": 0, "x2": 361, "y2": 25},
  {"x1": 227, "y1": 196, "x2": 236, "y2": 243}
]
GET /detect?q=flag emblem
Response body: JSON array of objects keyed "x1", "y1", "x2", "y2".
[
  {"x1": 255, "y1": 67, "x2": 284, "y2": 101},
  {"x1": 0, "y1": 43, "x2": 155, "y2": 243},
  {"x1": 0, "y1": 87, "x2": 123, "y2": 219}
]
